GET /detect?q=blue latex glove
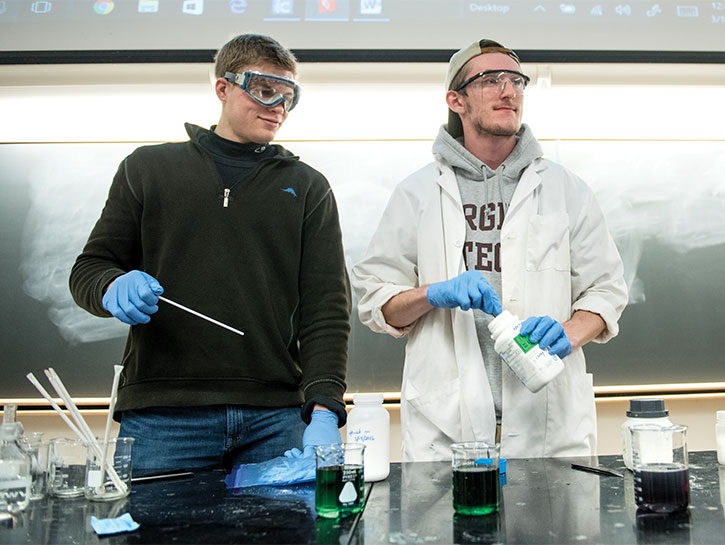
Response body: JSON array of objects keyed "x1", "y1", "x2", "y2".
[
  {"x1": 520, "y1": 315, "x2": 572, "y2": 358},
  {"x1": 224, "y1": 455, "x2": 316, "y2": 488},
  {"x1": 102, "y1": 270, "x2": 164, "y2": 325},
  {"x1": 303, "y1": 409, "x2": 341, "y2": 447},
  {"x1": 283, "y1": 409, "x2": 341, "y2": 459},
  {"x1": 426, "y1": 270, "x2": 502, "y2": 315},
  {"x1": 284, "y1": 446, "x2": 315, "y2": 459}
]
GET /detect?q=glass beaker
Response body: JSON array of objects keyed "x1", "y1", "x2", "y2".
[
  {"x1": 85, "y1": 437, "x2": 134, "y2": 501},
  {"x1": 451, "y1": 441, "x2": 500, "y2": 515},
  {"x1": 630, "y1": 424, "x2": 689, "y2": 513},
  {"x1": 19, "y1": 433, "x2": 49, "y2": 501},
  {"x1": 49, "y1": 438, "x2": 87, "y2": 498},
  {"x1": 314, "y1": 443, "x2": 365, "y2": 519}
]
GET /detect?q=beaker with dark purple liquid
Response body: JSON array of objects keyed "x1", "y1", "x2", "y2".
[
  {"x1": 630, "y1": 424, "x2": 689, "y2": 513},
  {"x1": 633, "y1": 463, "x2": 689, "y2": 513}
]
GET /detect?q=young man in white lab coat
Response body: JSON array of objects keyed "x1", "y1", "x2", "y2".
[{"x1": 351, "y1": 39, "x2": 628, "y2": 461}]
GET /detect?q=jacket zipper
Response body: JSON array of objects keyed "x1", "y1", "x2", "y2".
[{"x1": 223, "y1": 188, "x2": 230, "y2": 208}]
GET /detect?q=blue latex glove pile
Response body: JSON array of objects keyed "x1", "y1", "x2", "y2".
[
  {"x1": 427, "y1": 270, "x2": 502, "y2": 315},
  {"x1": 285, "y1": 409, "x2": 341, "y2": 459},
  {"x1": 225, "y1": 455, "x2": 316, "y2": 489},
  {"x1": 520, "y1": 316, "x2": 572, "y2": 358},
  {"x1": 102, "y1": 270, "x2": 164, "y2": 325},
  {"x1": 225, "y1": 411, "x2": 340, "y2": 488}
]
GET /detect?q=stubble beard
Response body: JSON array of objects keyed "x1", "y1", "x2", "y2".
[
  {"x1": 466, "y1": 99, "x2": 521, "y2": 138},
  {"x1": 472, "y1": 119, "x2": 520, "y2": 138}
]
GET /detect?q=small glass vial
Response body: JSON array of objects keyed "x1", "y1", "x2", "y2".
[
  {"x1": 0, "y1": 405, "x2": 31, "y2": 514},
  {"x1": 487, "y1": 310, "x2": 565, "y2": 393},
  {"x1": 716, "y1": 411, "x2": 725, "y2": 465},
  {"x1": 346, "y1": 393, "x2": 390, "y2": 482},
  {"x1": 621, "y1": 398, "x2": 672, "y2": 471}
]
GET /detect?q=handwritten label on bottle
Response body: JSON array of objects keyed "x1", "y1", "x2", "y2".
[{"x1": 348, "y1": 427, "x2": 376, "y2": 443}]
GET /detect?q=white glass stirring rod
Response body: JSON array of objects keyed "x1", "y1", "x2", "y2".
[{"x1": 158, "y1": 296, "x2": 244, "y2": 336}]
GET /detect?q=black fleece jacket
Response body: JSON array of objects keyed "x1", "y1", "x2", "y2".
[{"x1": 69, "y1": 124, "x2": 351, "y2": 425}]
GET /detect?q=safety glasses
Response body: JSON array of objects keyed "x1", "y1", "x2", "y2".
[
  {"x1": 455, "y1": 70, "x2": 530, "y2": 94},
  {"x1": 224, "y1": 71, "x2": 301, "y2": 112}
]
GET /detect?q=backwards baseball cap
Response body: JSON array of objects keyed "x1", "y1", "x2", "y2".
[{"x1": 445, "y1": 39, "x2": 523, "y2": 139}]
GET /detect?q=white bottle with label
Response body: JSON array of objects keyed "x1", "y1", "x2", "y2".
[
  {"x1": 0, "y1": 405, "x2": 31, "y2": 514},
  {"x1": 621, "y1": 398, "x2": 672, "y2": 471},
  {"x1": 346, "y1": 393, "x2": 390, "y2": 482},
  {"x1": 487, "y1": 310, "x2": 565, "y2": 393},
  {"x1": 716, "y1": 410, "x2": 725, "y2": 465}
]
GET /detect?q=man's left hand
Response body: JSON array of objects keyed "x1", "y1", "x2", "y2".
[
  {"x1": 303, "y1": 409, "x2": 341, "y2": 447},
  {"x1": 520, "y1": 315, "x2": 572, "y2": 358},
  {"x1": 284, "y1": 409, "x2": 341, "y2": 458}
]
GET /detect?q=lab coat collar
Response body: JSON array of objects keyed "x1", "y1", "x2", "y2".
[{"x1": 507, "y1": 158, "x2": 547, "y2": 218}]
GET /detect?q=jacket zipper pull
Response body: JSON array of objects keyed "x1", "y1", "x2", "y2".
[{"x1": 223, "y1": 188, "x2": 230, "y2": 208}]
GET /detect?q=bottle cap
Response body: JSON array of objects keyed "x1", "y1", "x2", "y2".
[
  {"x1": 0, "y1": 422, "x2": 24, "y2": 440},
  {"x1": 717, "y1": 410, "x2": 725, "y2": 422},
  {"x1": 626, "y1": 398, "x2": 668, "y2": 418},
  {"x1": 352, "y1": 393, "x2": 384, "y2": 405}
]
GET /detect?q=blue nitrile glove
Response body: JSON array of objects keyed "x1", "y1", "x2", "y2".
[
  {"x1": 303, "y1": 409, "x2": 341, "y2": 448},
  {"x1": 520, "y1": 315, "x2": 572, "y2": 358},
  {"x1": 283, "y1": 410, "x2": 341, "y2": 458},
  {"x1": 102, "y1": 270, "x2": 164, "y2": 325},
  {"x1": 224, "y1": 455, "x2": 316, "y2": 488},
  {"x1": 426, "y1": 270, "x2": 502, "y2": 315},
  {"x1": 284, "y1": 446, "x2": 315, "y2": 459}
]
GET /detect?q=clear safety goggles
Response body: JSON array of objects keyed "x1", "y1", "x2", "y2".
[
  {"x1": 224, "y1": 71, "x2": 301, "y2": 112},
  {"x1": 455, "y1": 70, "x2": 531, "y2": 95}
]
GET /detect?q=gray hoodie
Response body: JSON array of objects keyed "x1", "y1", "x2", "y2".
[{"x1": 431, "y1": 123, "x2": 543, "y2": 422}]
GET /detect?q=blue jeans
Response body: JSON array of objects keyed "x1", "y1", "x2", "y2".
[{"x1": 118, "y1": 405, "x2": 306, "y2": 472}]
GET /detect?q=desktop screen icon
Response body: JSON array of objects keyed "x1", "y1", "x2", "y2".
[
  {"x1": 318, "y1": 0, "x2": 336, "y2": 13},
  {"x1": 30, "y1": 1, "x2": 52, "y2": 13},
  {"x1": 182, "y1": 0, "x2": 203, "y2": 15},
  {"x1": 94, "y1": 0, "x2": 114, "y2": 15},
  {"x1": 360, "y1": 0, "x2": 381, "y2": 15},
  {"x1": 271, "y1": 0, "x2": 293, "y2": 14},
  {"x1": 676, "y1": 5, "x2": 698, "y2": 17},
  {"x1": 138, "y1": 0, "x2": 159, "y2": 13},
  {"x1": 229, "y1": 0, "x2": 247, "y2": 13}
]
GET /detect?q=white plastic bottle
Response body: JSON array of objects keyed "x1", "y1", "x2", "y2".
[
  {"x1": 716, "y1": 410, "x2": 725, "y2": 465},
  {"x1": 0, "y1": 405, "x2": 31, "y2": 514},
  {"x1": 621, "y1": 398, "x2": 672, "y2": 471},
  {"x1": 346, "y1": 393, "x2": 390, "y2": 482},
  {"x1": 487, "y1": 310, "x2": 565, "y2": 393}
]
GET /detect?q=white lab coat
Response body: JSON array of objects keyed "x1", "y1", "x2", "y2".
[{"x1": 351, "y1": 157, "x2": 628, "y2": 461}]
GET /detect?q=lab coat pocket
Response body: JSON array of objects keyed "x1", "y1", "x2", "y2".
[
  {"x1": 545, "y1": 367, "x2": 596, "y2": 456},
  {"x1": 526, "y1": 213, "x2": 570, "y2": 272},
  {"x1": 404, "y1": 378, "x2": 461, "y2": 440}
]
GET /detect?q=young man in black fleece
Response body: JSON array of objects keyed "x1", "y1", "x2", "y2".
[{"x1": 69, "y1": 34, "x2": 350, "y2": 472}]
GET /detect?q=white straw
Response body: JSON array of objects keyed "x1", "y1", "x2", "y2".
[
  {"x1": 30, "y1": 369, "x2": 124, "y2": 491},
  {"x1": 27, "y1": 371, "x2": 127, "y2": 492},
  {"x1": 45, "y1": 369, "x2": 95, "y2": 443},
  {"x1": 26, "y1": 373, "x2": 85, "y2": 440},
  {"x1": 97, "y1": 365, "x2": 123, "y2": 494},
  {"x1": 44, "y1": 368, "x2": 126, "y2": 494},
  {"x1": 159, "y1": 296, "x2": 244, "y2": 336}
]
